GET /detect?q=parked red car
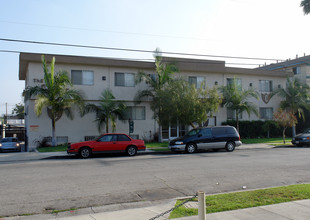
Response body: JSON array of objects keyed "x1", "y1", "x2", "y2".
[{"x1": 67, "y1": 133, "x2": 146, "y2": 158}]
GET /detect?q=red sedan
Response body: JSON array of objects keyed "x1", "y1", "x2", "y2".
[{"x1": 67, "y1": 133, "x2": 146, "y2": 158}]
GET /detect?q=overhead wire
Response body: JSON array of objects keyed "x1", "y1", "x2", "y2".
[
  {"x1": 0, "y1": 49, "x2": 264, "y2": 66},
  {"x1": 0, "y1": 38, "x2": 284, "y2": 62}
]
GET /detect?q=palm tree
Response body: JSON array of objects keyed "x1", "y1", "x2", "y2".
[
  {"x1": 83, "y1": 89, "x2": 126, "y2": 133},
  {"x1": 301, "y1": 0, "x2": 310, "y2": 14},
  {"x1": 24, "y1": 55, "x2": 84, "y2": 147},
  {"x1": 272, "y1": 77, "x2": 310, "y2": 137},
  {"x1": 135, "y1": 48, "x2": 178, "y2": 141},
  {"x1": 219, "y1": 78, "x2": 259, "y2": 132}
]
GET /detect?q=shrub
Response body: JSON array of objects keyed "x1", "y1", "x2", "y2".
[{"x1": 221, "y1": 120, "x2": 290, "y2": 138}]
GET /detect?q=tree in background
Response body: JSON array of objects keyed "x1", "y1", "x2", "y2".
[
  {"x1": 24, "y1": 56, "x2": 84, "y2": 147},
  {"x1": 83, "y1": 89, "x2": 126, "y2": 133},
  {"x1": 12, "y1": 103, "x2": 24, "y2": 119},
  {"x1": 272, "y1": 77, "x2": 310, "y2": 137},
  {"x1": 219, "y1": 78, "x2": 259, "y2": 132},
  {"x1": 301, "y1": 0, "x2": 310, "y2": 14},
  {"x1": 135, "y1": 48, "x2": 178, "y2": 141},
  {"x1": 158, "y1": 79, "x2": 222, "y2": 128},
  {"x1": 273, "y1": 109, "x2": 297, "y2": 144}
]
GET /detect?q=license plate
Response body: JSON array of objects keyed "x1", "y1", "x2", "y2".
[{"x1": 295, "y1": 141, "x2": 299, "y2": 144}]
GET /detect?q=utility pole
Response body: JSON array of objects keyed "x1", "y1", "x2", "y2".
[
  {"x1": 5, "y1": 103, "x2": 8, "y2": 124},
  {"x1": 5, "y1": 103, "x2": 7, "y2": 119}
]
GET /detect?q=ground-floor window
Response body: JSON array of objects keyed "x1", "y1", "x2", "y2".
[
  {"x1": 260, "y1": 107, "x2": 273, "y2": 119},
  {"x1": 122, "y1": 106, "x2": 146, "y2": 120},
  {"x1": 227, "y1": 108, "x2": 242, "y2": 120}
]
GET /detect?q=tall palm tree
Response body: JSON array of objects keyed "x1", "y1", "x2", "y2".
[
  {"x1": 83, "y1": 89, "x2": 126, "y2": 133},
  {"x1": 135, "y1": 48, "x2": 178, "y2": 141},
  {"x1": 272, "y1": 77, "x2": 310, "y2": 136},
  {"x1": 301, "y1": 0, "x2": 310, "y2": 14},
  {"x1": 24, "y1": 56, "x2": 84, "y2": 147},
  {"x1": 219, "y1": 78, "x2": 259, "y2": 132}
]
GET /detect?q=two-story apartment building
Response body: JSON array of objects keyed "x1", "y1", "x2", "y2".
[{"x1": 19, "y1": 53, "x2": 291, "y2": 150}]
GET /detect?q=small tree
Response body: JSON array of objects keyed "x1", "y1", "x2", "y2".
[
  {"x1": 262, "y1": 120, "x2": 274, "y2": 138},
  {"x1": 158, "y1": 79, "x2": 222, "y2": 128},
  {"x1": 12, "y1": 103, "x2": 24, "y2": 119},
  {"x1": 273, "y1": 109, "x2": 297, "y2": 144},
  {"x1": 83, "y1": 89, "x2": 126, "y2": 133}
]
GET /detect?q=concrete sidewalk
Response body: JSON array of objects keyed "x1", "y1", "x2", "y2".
[
  {"x1": 50, "y1": 199, "x2": 310, "y2": 220},
  {"x1": 4, "y1": 198, "x2": 310, "y2": 220}
]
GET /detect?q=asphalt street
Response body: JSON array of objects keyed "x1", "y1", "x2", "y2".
[{"x1": 0, "y1": 146, "x2": 310, "y2": 217}]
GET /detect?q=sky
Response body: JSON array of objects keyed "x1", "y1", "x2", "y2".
[{"x1": 1, "y1": 0, "x2": 310, "y2": 115}]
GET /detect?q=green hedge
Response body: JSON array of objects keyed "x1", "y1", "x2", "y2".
[{"x1": 221, "y1": 120, "x2": 291, "y2": 138}]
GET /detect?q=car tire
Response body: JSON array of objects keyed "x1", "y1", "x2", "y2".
[
  {"x1": 225, "y1": 141, "x2": 235, "y2": 152},
  {"x1": 126, "y1": 146, "x2": 137, "y2": 156},
  {"x1": 186, "y1": 143, "x2": 197, "y2": 154},
  {"x1": 79, "y1": 147, "x2": 92, "y2": 159}
]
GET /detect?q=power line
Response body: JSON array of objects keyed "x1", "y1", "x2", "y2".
[
  {"x1": 0, "y1": 49, "x2": 263, "y2": 66},
  {"x1": 0, "y1": 20, "x2": 211, "y2": 41},
  {"x1": 0, "y1": 37, "x2": 284, "y2": 62}
]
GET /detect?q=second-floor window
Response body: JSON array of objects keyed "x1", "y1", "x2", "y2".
[
  {"x1": 71, "y1": 70, "x2": 94, "y2": 85},
  {"x1": 227, "y1": 78, "x2": 242, "y2": 90},
  {"x1": 115, "y1": 72, "x2": 135, "y2": 87},
  {"x1": 189, "y1": 76, "x2": 205, "y2": 88},
  {"x1": 293, "y1": 66, "x2": 301, "y2": 75},
  {"x1": 259, "y1": 80, "x2": 273, "y2": 92}
]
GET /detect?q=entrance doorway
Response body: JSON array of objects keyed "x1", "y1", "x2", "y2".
[{"x1": 162, "y1": 123, "x2": 186, "y2": 141}]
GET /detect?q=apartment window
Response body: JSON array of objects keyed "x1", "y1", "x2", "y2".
[
  {"x1": 122, "y1": 106, "x2": 146, "y2": 120},
  {"x1": 227, "y1": 78, "x2": 242, "y2": 89},
  {"x1": 115, "y1": 72, "x2": 135, "y2": 87},
  {"x1": 259, "y1": 80, "x2": 273, "y2": 92},
  {"x1": 227, "y1": 108, "x2": 242, "y2": 120},
  {"x1": 71, "y1": 70, "x2": 94, "y2": 85},
  {"x1": 293, "y1": 66, "x2": 301, "y2": 75},
  {"x1": 260, "y1": 108, "x2": 273, "y2": 119},
  {"x1": 189, "y1": 76, "x2": 205, "y2": 88}
]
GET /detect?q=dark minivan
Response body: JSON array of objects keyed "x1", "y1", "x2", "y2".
[{"x1": 169, "y1": 126, "x2": 242, "y2": 153}]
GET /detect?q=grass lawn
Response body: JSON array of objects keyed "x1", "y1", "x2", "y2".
[
  {"x1": 242, "y1": 138, "x2": 292, "y2": 146},
  {"x1": 169, "y1": 184, "x2": 310, "y2": 219},
  {"x1": 146, "y1": 142, "x2": 170, "y2": 152}
]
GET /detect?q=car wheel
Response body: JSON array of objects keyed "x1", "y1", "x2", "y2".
[
  {"x1": 225, "y1": 141, "x2": 235, "y2": 152},
  {"x1": 186, "y1": 143, "x2": 197, "y2": 153},
  {"x1": 79, "y1": 147, "x2": 92, "y2": 159},
  {"x1": 126, "y1": 146, "x2": 137, "y2": 156}
]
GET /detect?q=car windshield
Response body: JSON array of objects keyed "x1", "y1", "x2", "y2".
[
  {"x1": 185, "y1": 129, "x2": 201, "y2": 137},
  {"x1": 303, "y1": 129, "x2": 310, "y2": 133},
  {"x1": 1, "y1": 138, "x2": 16, "y2": 143}
]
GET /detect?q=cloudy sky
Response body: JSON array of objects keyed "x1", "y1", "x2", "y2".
[{"x1": 0, "y1": 0, "x2": 309, "y2": 115}]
